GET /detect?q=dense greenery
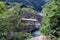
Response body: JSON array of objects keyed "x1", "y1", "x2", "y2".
[
  {"x1": 0, "y1": 2, "x2": 6, "y2": 14},
  {"x1": 0, "y1": 1, "x2": 37, "y2": 40},
  {"x1": 21, "y1": 8, "x2": 37, "y2": 14},
  {"x1": 40, "y1": 0, "x2": 60, "y2": 40}
]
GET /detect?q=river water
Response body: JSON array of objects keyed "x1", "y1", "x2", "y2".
[{"x1": 31, "y1": 29, "x2": 41, "y2": 37}]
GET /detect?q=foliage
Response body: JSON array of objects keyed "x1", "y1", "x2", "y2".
[
  {"x1": 0, "y1": 2, "x2": 32, "y2": 40},
  {"x1": 11, "y1": 32, "x2": 31, "y2": 40},
  {"x1": 21, "y1": 8, "x2": 37, "y2": 14},
  {"x1": 0, "y1": 2, "x2": 6, "y2": 14},
  {"x1": 40, "y1": 0, "x2": 60, "y2": 40}
]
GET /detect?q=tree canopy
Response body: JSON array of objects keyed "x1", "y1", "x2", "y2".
[
  {"x1": 0, "y1": 2, "x2": 6, "y2": 14},
  {"x1": 0, "y1": 2, "x2": 33, "y2": 40},
  {"x1": 40, "y1": 0, "x2": 60, "y2": 40}
]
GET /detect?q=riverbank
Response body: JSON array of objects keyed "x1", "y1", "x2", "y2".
[{"x1": 28, "y1": 35, "x2": 51, "y2": 40}]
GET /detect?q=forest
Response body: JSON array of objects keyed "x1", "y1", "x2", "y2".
[{"x1": 0, "y1": 0, "x2": 60, "y2": 40}]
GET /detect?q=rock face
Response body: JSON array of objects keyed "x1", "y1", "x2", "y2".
[
  {"x1": 20, "y1": 13, "x2": 42, "y2": 33},
  {"x1": 20, "y1": 13, "x2": 42, "y2": 23},
  {"x1": 0, "y1": 0, "x2": 46, "y2": 11}
]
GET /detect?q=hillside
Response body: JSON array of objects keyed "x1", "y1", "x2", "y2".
[{"x1": 0, "y1": 0, "x2": 46, "y2": 12}]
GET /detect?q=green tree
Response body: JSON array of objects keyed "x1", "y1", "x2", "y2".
[
  {"x1": 21, "y1": 8, "x2": 37, "y2": 14},
  {"x1": 0, "y1": 2, "x2": 6, "y2": 14},
  {"x1": 0, "y1": 2, "x2": 31, "y2": 40},
  {"x1": 11, "y1": 32, "x2": 31, "y2": 40},
  {"x1": 40, "y1": 0, "x2": 60, "y2": 40}
]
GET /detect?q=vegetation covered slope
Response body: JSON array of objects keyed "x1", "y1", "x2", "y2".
[
  {"x1": 0, "y1": 1, "x2": 37, "y2": 40},
  {"x1": 0, "y1": 0, "x2": 46, "y2": 12},
  {"x1": 40, "y1": 0, "x2": 60, "y2": 40}
]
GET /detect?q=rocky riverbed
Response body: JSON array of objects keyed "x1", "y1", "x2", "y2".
[{"x1": 28, "y1": 35, "x2": 51, "y2": 40}]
